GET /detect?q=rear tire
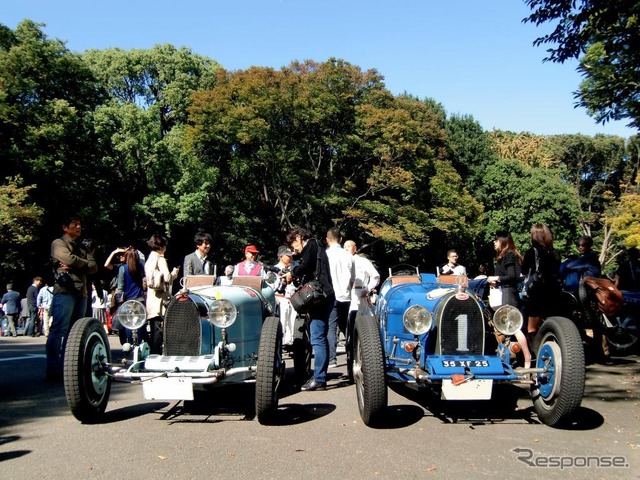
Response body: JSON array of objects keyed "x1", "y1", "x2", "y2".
[
  {"x1": 353, "y1": 313, "x2": 387, "y2": 426},
  {"x1": 256, "y1": 316, "x2": 283, "y2": 424},
  {"x1": 64, "y1": 317, "x2": 112, "y2": 422},
  {"x1": 531, "y1": 316, "x2": 585, "y2": 426}
]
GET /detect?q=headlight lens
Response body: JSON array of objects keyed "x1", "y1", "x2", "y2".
[
  {"x1": 115, "y1": 300, "x2": 147, "y2": 330},
  {"x1": 492, "y1": 304, "x2": 523, "y2": 336},
  {"x1": 403, "y1": 305, "x2": 432, "y2": 335},
  {"x1": 208, "y1": 299, "x2": 238, "y2": 328}
]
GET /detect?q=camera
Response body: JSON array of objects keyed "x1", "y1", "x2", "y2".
[{"x1": 55, "y1": 271, "x2": 76, "y2": 289}]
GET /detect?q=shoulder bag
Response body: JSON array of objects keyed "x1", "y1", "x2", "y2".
[
  {"x1": 289, "y1": 240, "x2": 326, "y2": 314},
  {"x1": 521, "y1": 248, "x2": 543, "y2": 298}
]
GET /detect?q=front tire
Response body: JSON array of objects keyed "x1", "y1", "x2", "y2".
[
  {"x1": 353, "y1": 313, "x2": 387, "y2": 426},
  {"x1": 531, "y1": 316, "x2": 585, "y2": 426},
  {"x1": 64, "y1": 317, "x2": 112, "y2": 422},
  {"x1": 255, "y1": 316, "x2": 283, "y2": 424}
]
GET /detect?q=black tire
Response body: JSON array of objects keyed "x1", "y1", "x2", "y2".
[
  {"x1": 291, "y1": 314, "x2": 311, "y2": 384},
  {"x1": 353, "y1": 313, "x2": 387, "y2": 426},
  {"x1": 604, "y1": 313, "x2": 639, "y2": 353},
  {"x1": 255, "y1": 316, "x2": 283, "y2": 424},
  {"x1": 531, "y1": 316, "x2": 585, "y2": 426},
  {"x1": 64, "y1": 317, "x2": 112, "y2": 422}
]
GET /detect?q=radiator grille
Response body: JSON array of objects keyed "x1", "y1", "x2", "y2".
[
  {"x1": 438, "y1": 295, "x2": 484, "y2": 355},
  {"x1": 164, "y1": 297, "x2": 202, "y2": 356}
]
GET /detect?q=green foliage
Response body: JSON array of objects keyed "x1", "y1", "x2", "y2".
[
  {"x1": 477, "y1": 159, "x2": 579, "y2": 255},
  {"x1": 524, "y1": 0, "x2": 640, "y2": 128},
  {"x1": 0, "y1": 177, "x2": 43, "y2": 271}
]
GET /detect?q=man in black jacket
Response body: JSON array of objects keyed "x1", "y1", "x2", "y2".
[{"x1": 285, "y1": 226, "x2": 334, "y2": 391}]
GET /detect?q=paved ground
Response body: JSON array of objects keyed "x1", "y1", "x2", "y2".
[{"x1": 0, "y1": 335, "x2": 638, "y2": 479}]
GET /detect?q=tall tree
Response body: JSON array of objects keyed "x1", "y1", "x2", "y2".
[
  {"x1": 82, "y1": 46, "x2": 221, "y2": 242},
  {"x1": 524, "y1": 0, "x2": 640, "y2": 128},
  {"x1": 0, "y1": 20, "x2": 104, "y2": 281}
]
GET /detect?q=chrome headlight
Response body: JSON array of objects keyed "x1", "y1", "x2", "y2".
[
  {"x1": 115, "y1": 300, "x2": 147, "y2": 330},
  {"x1": 492, "y1": 304, "x2": 523, "y2": 336},
  {"x1": 208, "y1": 299, "x2": 238, "y2": 328},
  {"x1": 403, "y1": 305, "x2": 432, "y2": 335}
]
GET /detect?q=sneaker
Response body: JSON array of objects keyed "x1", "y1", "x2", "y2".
[{"x1": 328, "y1": 361, "x2": 338, "y2": 369}]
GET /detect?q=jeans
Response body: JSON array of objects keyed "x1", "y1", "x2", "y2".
[
  {"x1": 309, "y1": 297, "x2": 333, "y2": 383},
  {"x1": 46, "y1": 293, "x2": 87, "y2": 375},
  {"x1": 327, "y1": 300, "x2": 350, "y2": 364}
]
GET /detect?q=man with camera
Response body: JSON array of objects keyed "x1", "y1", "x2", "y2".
[{"x1": 45, "y1": 215, "x2": 98, "y2": 382}]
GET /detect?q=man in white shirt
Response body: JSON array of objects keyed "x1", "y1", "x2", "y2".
[
  {"x1": 36, "y1": 283, "x2": 54, "y2": 336},
  {"x1": 440, "y1": 249, "x2": 467, "y2": 276},
  {"x1": 344, "y1": 239, "x2": 380, "y2": 315},
  {"x1": 325, "y1": 228, "x2": 355, "y2": 368}
]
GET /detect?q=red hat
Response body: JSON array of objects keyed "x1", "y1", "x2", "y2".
[{"x1": 245, "y1": 244, "x2": 260, "y2": 254}]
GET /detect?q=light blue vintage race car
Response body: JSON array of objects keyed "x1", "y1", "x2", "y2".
[
  {"x1": 63, "y1": 276, "x2": 287, "y2": 424},
  {"x1": 352, "y1": 269, "x2": 586, "y2": 427}
]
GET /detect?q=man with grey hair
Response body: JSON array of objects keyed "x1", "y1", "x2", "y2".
[{"x1": 344, "y1": 240, "x2": 380, "y2": 348}]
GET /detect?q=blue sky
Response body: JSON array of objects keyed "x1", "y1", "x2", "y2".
[{"x1": 3, "y1": 0, "x2": 636, "y2": 138}]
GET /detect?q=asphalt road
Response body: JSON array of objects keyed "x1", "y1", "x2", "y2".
[{"x1": 0, "y1": 335, "x2": 638, "y2": 480}]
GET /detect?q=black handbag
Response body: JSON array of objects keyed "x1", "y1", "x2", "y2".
[
  {"x1": 289, "y1": 241, "x2": 326, "y2": 313},
  {"x1": 290, "y1": 280, "x2": 326, "y2": 313},
  {"x1": 522, "y1": 249, "x2": 543, "y2": 297}
]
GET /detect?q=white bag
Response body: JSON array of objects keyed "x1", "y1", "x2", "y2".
[{"x1": 488, "y1": 287, "x2": 503, "y2": 308}]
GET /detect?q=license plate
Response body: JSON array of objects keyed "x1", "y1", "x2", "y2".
[
  {"x1": 441, "y1": 360, "x2": 490, "y2": 368},
  {"x1": 441, "y1": 379, "x2": 493, "y2": 400},
  {"x1": 142, "y1": 377, "x2": 194, "y2": 401}
]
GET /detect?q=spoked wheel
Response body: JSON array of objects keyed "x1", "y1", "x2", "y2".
[
  {"x1": 353, "y1": 313, "x2": 387, "y2": 426},
  {"x1": 64, "y1": 317, "x2": 112, "y2": 422},
  {"x1": 531, "y1": 316, "x2": 585, "y2": 426},
  {"x1": 291, "y1": 314, "x2": 311, "y2": 385},
  {"x1": 256, "y1": 316, "x2": 284, "y2": 424},
  {"x1": 605, "y1": 314, "x2": 639, "y2": 352}
]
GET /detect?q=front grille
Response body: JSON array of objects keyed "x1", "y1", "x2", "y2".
[
  {"x1": 164, "y1": 297, "x2": 202, "y2": 356},
  {"x1": 438, "y1": 295, "x2": 484, "y2": 355}
]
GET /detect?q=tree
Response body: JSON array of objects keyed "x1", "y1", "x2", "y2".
[
  {"x1": 524, "y1": 0, "x2": 640, "y2": 128},
  {"x1": 476, "y1": 158, "x2": 579, "y2": 256},
  {"x1": 82, "y1": 46, "x2": 221, "y2": 240},
  {"x1": 0, "y1": 177, "x2": 44, "y2": 272}
]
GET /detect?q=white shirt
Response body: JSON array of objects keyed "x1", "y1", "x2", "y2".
[
  {"x1": 326, "y1": 244, "x2": 355, "y2": 302},
  {"x1": 37, "y1": 286, "x2": 53, "y2": 309},
  {"x1": 441, "y1": 264, "x2": 467, "y2": 276},
  {"x1": 350, "y1": 255, "x2": 380, "y2": 311}
]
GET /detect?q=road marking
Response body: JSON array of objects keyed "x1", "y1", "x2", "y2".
[{"x1": 0, "y1": 354, "x2": 47, "y2": 362}]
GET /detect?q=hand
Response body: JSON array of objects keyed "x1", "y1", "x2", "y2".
[
  {"x1": 487, "y1": 276, "x2": 499, "y2": 286},
  {"x1": 172, "y1": 266, "x2": 180, "y2": 276}
]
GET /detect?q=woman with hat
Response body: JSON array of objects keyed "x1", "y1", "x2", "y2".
[{"x1": 234, "y1": 244, "x2": 264, "y2": 276}]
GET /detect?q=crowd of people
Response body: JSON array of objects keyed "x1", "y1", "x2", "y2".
[{"x1": 2, "y1": 212, "x2": 638, "y2": 385}]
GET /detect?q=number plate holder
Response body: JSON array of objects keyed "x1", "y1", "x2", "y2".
[
  {"x1": 441, "y1": 378, "x2": 493, "y2": 400},
  {"x1": 142, "y1": 377, "x2": 194, "y2": 401}
]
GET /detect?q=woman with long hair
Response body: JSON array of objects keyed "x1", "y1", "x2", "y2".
[
  {"x1": 487, "y1": 230, "x2": 523, "y2": 308},
  {"x1": 145, "y1": 234, "x2": 180, "y2": 354},
  {"x1": 521, "y1": 223, "x2": 561, "y2": 336},
  {"x1": 116, "y1": 247, "x2": 146, "y2": 345}
]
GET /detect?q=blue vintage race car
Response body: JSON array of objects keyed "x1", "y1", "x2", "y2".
[
  {"x1": 352, "y1": 269, "x2": 586, "y2": 427},
  {"x1": 63, "y1": 275, "x2": 289, "y2": 424}
]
